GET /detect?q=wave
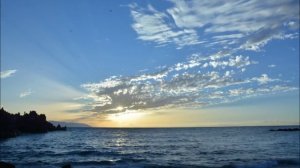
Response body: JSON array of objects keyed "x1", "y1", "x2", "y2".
[
  {"x1": 12, "y1": 158, "x2": 300, "y2": 168},
  {"x1": 70, "y1": 158, "x2": 147, "y2": 166},
  {"x1": 220, "y1": 158, "x2": 299, "y2": 168},
  {"x1": 116, "y1": 158, "x2": 147, "y2": 163},
  {"x1": 143, "y1": 158, "x2": 300, "y2": 168},
  {"x1": 276, "y1": 158, "x2": 300, "y2": 165},
  {"x1": 68, "y1": 150, "x2": 116, "y2": 156},
  {"x1": 72, "y1": 160, "x2": 115, "y2": 166},
  {"x1": 43, "y1": 150, "x2": 124, "y2": 157}
]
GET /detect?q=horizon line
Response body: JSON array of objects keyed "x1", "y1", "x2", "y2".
[{"x1": 71, "y1": 124, "x2": 300, "y2": 129}]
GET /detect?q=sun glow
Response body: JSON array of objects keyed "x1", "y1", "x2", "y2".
[
  {"x1": 116, "y1": 106, "x2": 125, "y2": 111},
  {"x1": 108, "y1": 110, "x2": 144, "y2": 122}
]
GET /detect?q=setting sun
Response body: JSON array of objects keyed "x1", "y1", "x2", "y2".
[{"x1": 108, "y1": 110, "x2": 144, "y2": 123}]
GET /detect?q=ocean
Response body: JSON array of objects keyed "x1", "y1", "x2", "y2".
[{"x1": 0, "y1": 126, "x2": 299, "y2": 168}]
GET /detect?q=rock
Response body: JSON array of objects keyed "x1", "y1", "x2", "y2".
[
  {"x1": 61, "y1": 163, "x2": 72, "y2": 168},
  {"x1": 56, "y1": 124, "x2": 67, "y2": 131},
  {"x1": 0, "y1": 107, "x2": 67, "y2": 139},
  {"x1": 0, "y1": 161, "x2": 15, "y2": 168},
  {"x1": 270, "y1": 128, "x2": 300, "y2": 131}
]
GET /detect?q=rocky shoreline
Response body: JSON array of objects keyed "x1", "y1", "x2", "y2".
[{"x1": 0, "y1": 107, "x2": 66, "y2": 139}]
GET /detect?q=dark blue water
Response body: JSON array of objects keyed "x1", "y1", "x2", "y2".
[{"x1": 0, "y1": 126, "x2": 299, "y2": 168}]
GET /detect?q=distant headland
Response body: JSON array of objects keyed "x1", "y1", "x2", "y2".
[
  {"x1": 0, "y1": 107, "x2": 66, "y2": 139},
  {"x1": 50, "y1": 121, "x2": 90, "y2": 127}
]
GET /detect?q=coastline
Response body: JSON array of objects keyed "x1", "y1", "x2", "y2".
[{"x1": 0, "y1": 108, "x2": 66, "y2": 139}]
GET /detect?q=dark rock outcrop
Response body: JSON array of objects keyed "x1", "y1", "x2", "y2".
[
  {"x1": 61, "y1": 163, "x2": 72, "y2": 168},
  {"x1": 0, "y1": 161, "x2": 15, "y2": 168},
  {"x1": 270, "y1": 128, "x2": 300, "y2": 131},
  {"x1": 0, "y1": 107, "x2": 66, "y2": 139}
]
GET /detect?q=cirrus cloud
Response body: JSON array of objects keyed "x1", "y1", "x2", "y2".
[
  {"x1": 1, "y1": 69, "x2": 17, "y2": 79},
  {"x1": 130, "y1": 0, "x2": 299, "y2": 50},
  {"x1": 19, "y1": 89, "x2": 32, "y2": 98}
]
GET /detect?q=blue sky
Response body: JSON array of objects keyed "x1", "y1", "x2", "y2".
[{"x1": 1, "y1": 0, "x2": 299, "y2": 127}]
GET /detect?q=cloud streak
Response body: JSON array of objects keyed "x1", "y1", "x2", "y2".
[
  {"x1": 19, "y1": 89, "x2": 32, "y2": 98},
  {"x1": 1, "y1": 70, "x2": 17, "y2": 79},
  {"x1": 130, "y1": 0, "x2": 299, "y2": 50},
  {"x1": 130, "y1": 3, "x2": 202, "y2": 49}
]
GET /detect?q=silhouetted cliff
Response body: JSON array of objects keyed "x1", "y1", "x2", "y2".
[{"x1": 0, "y1": 108, "x2": 66, "y2": 139}]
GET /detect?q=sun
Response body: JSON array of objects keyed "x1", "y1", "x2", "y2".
[
  {"x1": 108, "y1": 110, "x2": 144, "y2": 122},
  {"x1": 115, "y1": 106, "x2": 124, "y2": 111}
]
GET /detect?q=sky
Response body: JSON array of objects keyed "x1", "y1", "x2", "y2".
[{"x1": 1, "y1": 0, "x2": 299, "y2": 127}]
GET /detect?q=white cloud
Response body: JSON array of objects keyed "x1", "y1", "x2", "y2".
[
  {"x1": 228, "y1": 55, "x2": 252, "y2": 68},
  {"x1": 252, "y1": 74, "x2": 279, "y2": 85},
  {"x1": 130, "y1": 0, "x2": 298, "y2": 50},
  {"x1": 169, "y1": 0, "x2": 298, "y2": 32},
  {"x1": 130, "y1": 69, "x2": 168, "y2": 82},
  {"x1": 81, "y1": 76, "x2": 123, "y2": 92},
  {"x1": 229, "y1": 88, "x2": 255, "y2": 97},
  {"x1": 271, "y1": 85, "x2": 298, "y2": 92},
  {"x1": 268, "y1": 64, "x2": 276, "y2": 68},
  {"x1": 205, "y1": 55, "x2": 253, "y2": 69},
  {"x1": 212, "y1": 34, "x2": 244, "y2": 40},
  {"x1": 1, "y1": 69, "x2": 17, "y2": 79},
  {"x1": 228, "y1": 85, "x2": 298, "y2": 98},
  {"x1": 130, "y1": 4, "x2": 201, "y2": 49},
  {"x1": 80, "y1": 66, "x2": 296, "y2": 114},
  {"x1": 78, "y1": 50, "x2": 295, "y2": 114},
  {"x1": 20, "y1": 90, "x2": 32, "y2": 98}
]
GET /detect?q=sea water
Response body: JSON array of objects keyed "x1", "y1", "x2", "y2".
[{"x1": 0, "y1": 126, "x2": 299, "y2": 168}]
